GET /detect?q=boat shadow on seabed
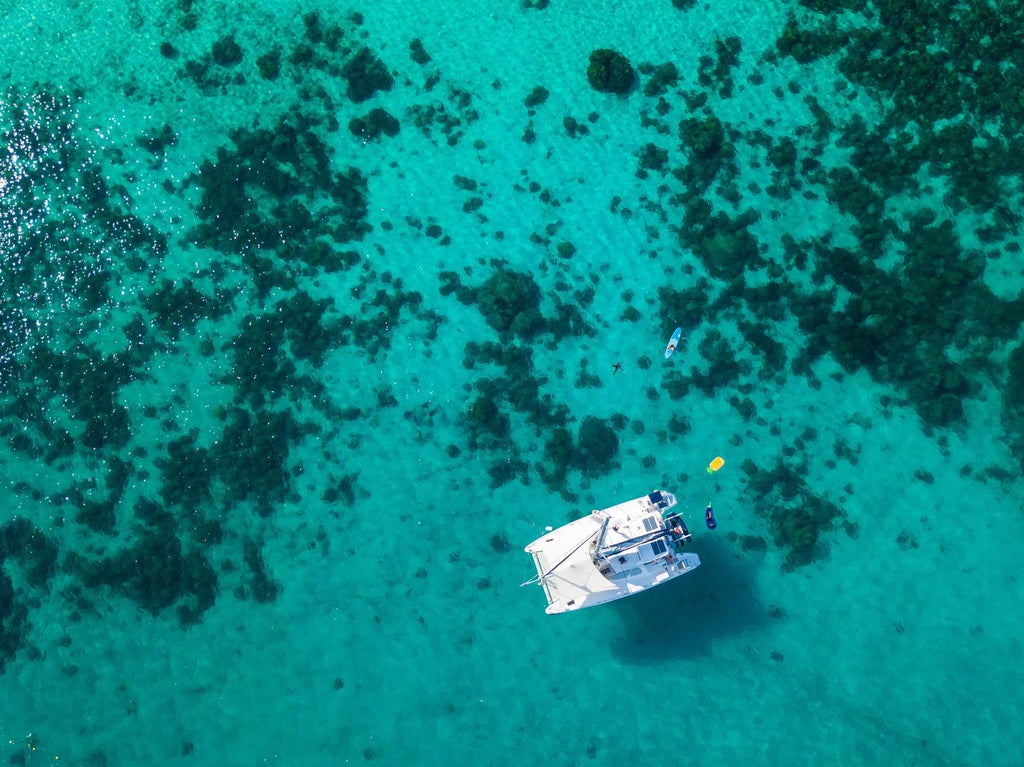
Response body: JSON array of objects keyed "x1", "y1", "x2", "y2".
[{"x1": 610, "y1": 536, "x2": 767, "y2": 663}]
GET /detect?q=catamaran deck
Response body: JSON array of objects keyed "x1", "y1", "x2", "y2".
[
  {"x1": 526, "y1": 514, "x2": 618, "y2": 612},
  {"x1": 524, "y1": 491, "x2": 700, "y2": 614}
]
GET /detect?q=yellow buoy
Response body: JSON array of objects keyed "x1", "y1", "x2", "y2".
[{"x1": 707, "y1": 456, "x2": 725, "y2": 473}]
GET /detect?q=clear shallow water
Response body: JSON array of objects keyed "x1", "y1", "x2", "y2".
[{"x1": 2, "y1": 0, "x2": 1024, "y2": 764}]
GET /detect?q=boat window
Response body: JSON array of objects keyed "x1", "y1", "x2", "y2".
[
  {"x1": 651, "y1": 539, "x2": 666, "y2": 555},
  {"x1": 643, "y1": 516, "x2": 657, "y2": 532}
]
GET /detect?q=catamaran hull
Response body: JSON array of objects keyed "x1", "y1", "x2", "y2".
[
  {"x1": 524, "y1": 490, "x2": 702, "y2": 614},
  {"x1": 538, "y1": 552, "x2": 700, "y2": 614}
]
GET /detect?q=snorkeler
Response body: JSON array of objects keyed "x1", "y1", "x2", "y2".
[{"x1": 612, "y1": 361, "x2": 624, "y2": 374}]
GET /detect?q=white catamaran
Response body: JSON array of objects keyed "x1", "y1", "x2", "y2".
[{"x1": 523, "y1": 490, "x2": 702, "y2": 614}]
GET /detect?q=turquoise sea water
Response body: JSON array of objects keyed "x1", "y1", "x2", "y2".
[{"x1": 2, "y1": 0, "x2": 1024, "y2": 764}]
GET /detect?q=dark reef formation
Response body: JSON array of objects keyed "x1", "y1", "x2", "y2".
[
  {"x1": 188, "y1": 114, "x2": 371, "y2": 257},
  {"x1": 586, "y1": 49, "x2": 635, "y2": 95},
  {"x1": 349, "y1": 107, "x2": 400, "y2": 140},
  {"x1": 575, "y1": 417, "x2": 620, "y2": 477},
  {"x1": 475, "y1": 268, "x2": 544, "y2": 337},
  {"x1": 341, "y1": 48, "x2": 394, "y2": 103},
  {"x1": 741, "y1": 458, "x2": 850, "y2": 571},
  {"x1": 0, "y1": 7, "x2": 442, "y2": 669}
]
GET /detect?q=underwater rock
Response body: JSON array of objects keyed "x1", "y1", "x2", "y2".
[
  {"x1": 537, "y1": 426, "x2": 573, "y2": 489},
  {"x1": 1007, "y1": 343, "x2": 1024, "y2": 408},
  {"x1": 563, "y1": 115, "x2": 588, "y2": 138},
  {"x1": 775, "y1": 15, "x2": 848, "y2": 65},
  {"x1": 675, "y1": 114, "x2": 735, "y2": 194},
  {"x1": 699, "y1": 225, "x2": 761, "y2": 281},
  {"x1": 225, "y1": 312, "x2": 294, "y2": 406},
  {"x1": 586, "y1": 48, "x2": 635, "y2": 95},
  {"x1": 0, "y1": 518, "x2": 58, "y2": 588},
  {"x1": 136, "y1": 123, "x2": 177, "y2": 156},
  {"x1": 741, "y1": 459, "x2": 845, "y2": 570},
  {"x1": 767, "y1": 136, "x2": 798, "y2": 170},
  {"x1": 26, "y1": 345, "x2": 134, "y2": 451},
  {"x1": 544, "y1": 427, "x2": 574, "y2": 468},
  {"x1": 643, "y1": 62, "x2": 678, "y2": 97},
  {"x1": 738, "y1": 320, "x2": 787, "y2": 375},
  {"x1": 466, "y1": 396, "x2": 510, "y2": 440},
  {"x1": 141, "y1": 278, "x2": 225, "y2": 341},
  {"x1": 322, "y1": 473, "x2": 358, "y2": 506},
  {"x1": 215, "y1": 407, "x2": 297, "y2": 516},
  {"x1": 700, "y1": 36, "x2": 743, "y2": 97},
  {"x1": 257, "y1": 49, "x2": 282, "y2": 79},
  {"x1": 301, "y1": 11, "x2": 343, "y2": 49},
  {"x1": 0, "y1": 570, "x2": 29, "y2": 670},
  {"x1": 658, "y1": 283, "x2": 712, "y2": 333},
  {"x1": 156, "y1": 431, "x2": 214, "y2": 509},
  {"x1": 638, "y1": 142, "x2": 669, "y2": 172},
  {"x1": 739, "y1": 534, "x2": 768, "y2": 552},
  {"x1": 341, "y1": 47, "x2": 394, "y2": 103},
  {"x1": 575, "y1": 416, "x2": 619, "y2": 476},
  {"x1": 191, "y1": 114, "x2": 370, "y2": 254},
  {"x1": 679, "y1": 114, "x2": 727, "y2": 161},
  {"x1": 524, "y1": 85, "x2": 549, "y2": 108},
  {"x1": 244, "y1": 539, "x2": 279, "y2": 603},
  {"x1": 74, "y1": 498, "x2": 117, "y2": 534},
  {"x1": 461, "y1": 341, "x2": 569, "y2": 439},
  {"x1": 476, "y1": 268, "x2": 543, "y2": 337},
  {"x1": 211, "y1": 35, "x2": 244, "y2": 66},
  {"x1": 487, "y1": 458, "x2": 528, "y2": 488},
  {"x1": 349, "y1": 108, "x2": 400, "y2": 140},
  {"x1": 73, "y1": 532, "x2": 217, "y2": 622},
  {"x1": 409, "y1": 38, "x2": 431, "y2": 65},
  {"x1": 771, "y1": 496, "x2": 841, "y2": 571}
]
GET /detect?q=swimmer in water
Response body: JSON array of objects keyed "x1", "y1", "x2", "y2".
[{"x1": 612, "y1": 361, "x2": 624, "y2": 374}]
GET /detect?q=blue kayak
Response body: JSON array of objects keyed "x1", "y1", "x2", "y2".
[{"x1": 664, "y1": 327, "x2": 682, "y2": 359}]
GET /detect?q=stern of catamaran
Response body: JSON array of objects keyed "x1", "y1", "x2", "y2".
[{"x1": 647, "y1": 489, "x2": 677, "y2": 510}]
